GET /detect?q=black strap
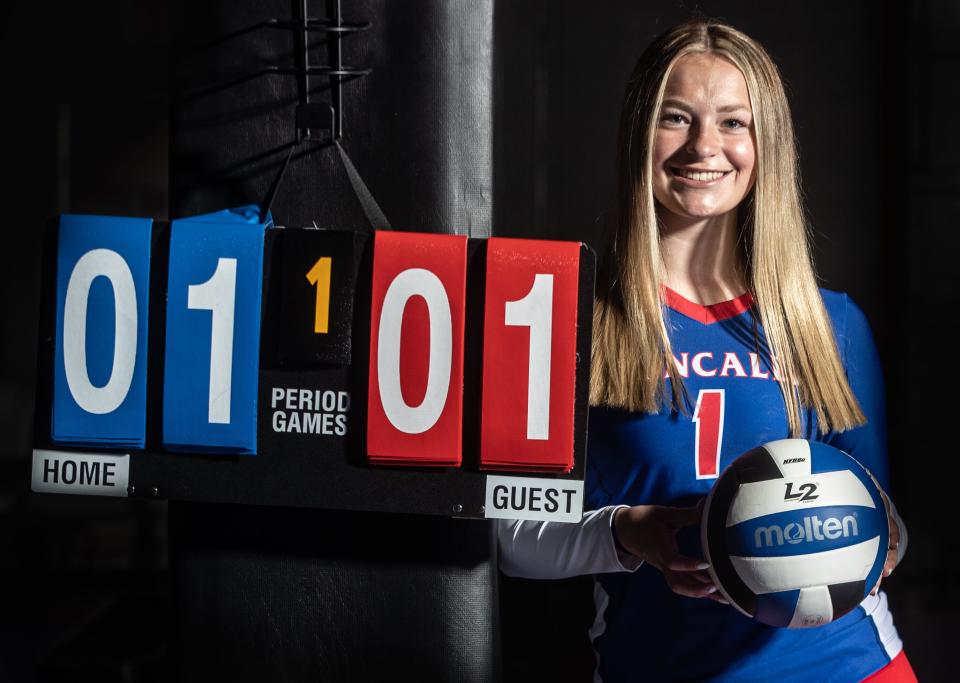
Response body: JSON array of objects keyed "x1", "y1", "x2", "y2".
[
  {"x1": 258, "y1": 139, "x2": 391, "y2": 231},
  {"x1": 336, "y1": 140, "x2": 391, "y2": 231},
  {"x1": 259, "y1": 143, "x2": 297, "y2": 224}
]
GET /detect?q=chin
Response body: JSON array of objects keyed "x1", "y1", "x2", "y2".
[{"x1": 673, "y1": 203, "x2": 730, "y2": 219}]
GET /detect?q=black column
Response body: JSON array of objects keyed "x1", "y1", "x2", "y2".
[{"x1": 168, "y1": 2, "x2": 497, "y2": 681}]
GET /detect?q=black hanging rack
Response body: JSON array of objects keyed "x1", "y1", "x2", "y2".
[
  {"x1": 181, "y1": 0, "x2": 371, "y2": 142},
  {"x1": 261, "y1": 0, "x2": 373, "y2": 220},
  {"x1": 289, "y1": 0, "x2": 372, "y2": 141}
]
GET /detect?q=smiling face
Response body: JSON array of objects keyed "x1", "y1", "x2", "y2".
[{"x1": 652, "y1": 52, "x2": 756, "y2": 222}]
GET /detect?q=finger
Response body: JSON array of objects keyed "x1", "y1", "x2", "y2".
[
  {"x1": 687, "y1": 569, "x2": 715, "y2": 585},
  {"x1": 659, "y1": 502, "x2": 704, "y2": 529},
  {"x1": 664, "y1": 555, "x2": 711, "y2": 572},
  {"x1": 665, "y1": 570, "x2": 717, "y2": 595},
  {"x1": 667, "y1": 575, "x2": 718, "y2": 599},
  {"x1": 883, "y1": 554, "x2": 897, "y2": 579},
  {"x1": 870, "y1": 546, "x2": 899, "y2": 594},
  {"x1": 706, "y1": 592, "x2": 730, "y2": 605},
  {"x1": 879, "y1": 491, "x2": 901, "y2": 550}
]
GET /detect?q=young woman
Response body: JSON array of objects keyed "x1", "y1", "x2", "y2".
[{"x1": 498, "y1": 20, "x2": 914, "y2": 682}]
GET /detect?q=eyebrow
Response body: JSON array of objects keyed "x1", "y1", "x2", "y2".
[{"x1": 661, "y1": 98, "x2": 752, "y2": 113}]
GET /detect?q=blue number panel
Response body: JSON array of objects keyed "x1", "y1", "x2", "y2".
[
  {"x1": 52, "y1": 214, "x2": 153, "y2": 448},
  {"x1": 162, "y1": 214, "x2": 266, "y2": 454}
]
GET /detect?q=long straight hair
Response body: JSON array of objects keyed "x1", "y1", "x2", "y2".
[{"x1": 590, "y1": 20, "x2": 865, "y2": 435}]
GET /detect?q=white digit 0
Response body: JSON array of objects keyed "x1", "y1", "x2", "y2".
[
  {"x1": 505, "y1": 273, "x2": 554, "y2": 440},
  {"x1": 187, "y1": 257, "x2": 237, "y2": 425},
  {"x1": 63, "y1": 248, "x2": 138, "y2": 414},
  {"x1": 377, "y1": 268, "x2": 452, "y2": 434}
]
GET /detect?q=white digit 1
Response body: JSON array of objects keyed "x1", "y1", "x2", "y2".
[
  {"x1": 505, "y1": 273, "x2": 554, "y2": 440},
  {"x1": 187, "y1": 257, "x2": 237, "y2": 425},
  {"x1": 693, "y1": 389, "x2": 724, "y2": 479},
  {"x1": 63, "y1": 248, "x2": 138, "y2": 414},
  {"x1": 377, "y1": 268, "x2": 451, "y2": 434}
]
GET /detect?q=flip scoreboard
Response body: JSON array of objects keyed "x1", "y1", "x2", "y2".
[{"x1": 32, "y1": 213, "x2": 595, "y2": 522}]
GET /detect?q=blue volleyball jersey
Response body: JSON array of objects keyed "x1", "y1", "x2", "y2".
[{"x1": 585, "y1": 288, "x2": 902, "y2": 683}]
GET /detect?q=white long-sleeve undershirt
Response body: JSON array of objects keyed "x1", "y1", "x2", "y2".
[{"x1": 497, "y1": 505, "x2": 643, "y2": 579}]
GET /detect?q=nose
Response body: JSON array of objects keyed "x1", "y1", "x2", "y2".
[{"x1": 686, "y1": 121, "x2": 721, "y2": 158}]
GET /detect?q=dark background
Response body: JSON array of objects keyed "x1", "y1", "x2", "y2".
[{"x1": 1, "y1": 0, "x2": 955, "y2": 680}]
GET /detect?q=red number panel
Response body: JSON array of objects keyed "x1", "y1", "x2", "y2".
[
  {"x1": 366, "y1": 231, "x2": 467, "y2": 466},
  {"x1": 480, "y1": 238, "x2": 580, "y2": 472},
  {"x1": 694, "y1": 389, "x2": 724, "y2": 479}
]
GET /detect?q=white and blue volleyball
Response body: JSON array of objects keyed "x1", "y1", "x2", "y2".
[{"x1": 702, "y1": 439, "x2": 888, "y2": 628}]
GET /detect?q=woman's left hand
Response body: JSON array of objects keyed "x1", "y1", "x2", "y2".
[{"x1": 870, "y1": 489, "x2": 900, "y2": 596}]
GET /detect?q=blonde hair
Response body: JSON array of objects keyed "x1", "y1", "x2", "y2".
[{"x1": 590, "y1": 19, "x2": 865, "y2": 435}]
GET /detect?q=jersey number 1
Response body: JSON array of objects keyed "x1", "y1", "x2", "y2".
[{"x1": 694, "y1": 389, "x2": 724, "y2": 479}]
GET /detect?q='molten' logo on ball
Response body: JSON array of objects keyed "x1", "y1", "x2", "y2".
[{"x1": 754, "y1": 514, "x2": 859, "y2": 548}]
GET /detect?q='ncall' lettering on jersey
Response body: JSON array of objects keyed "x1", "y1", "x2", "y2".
[{"x1": 666, "y1": 350, "x2": 784, "y2": 381}]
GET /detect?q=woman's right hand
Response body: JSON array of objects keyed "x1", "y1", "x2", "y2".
[{"x1": 613, "y1": 502, "x2": 726, "y2": 602}]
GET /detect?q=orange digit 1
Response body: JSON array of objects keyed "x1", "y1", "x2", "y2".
[
  {"x1": 693, "y1": 389, "x2": 724, "y2": 479},
  {"x1": 306, "y1": 257, "x2": 332, "y2": 334}
]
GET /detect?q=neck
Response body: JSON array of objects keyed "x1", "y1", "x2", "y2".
[{"x1": 658, "y1": 206, "x2": 745, "y2": 305}]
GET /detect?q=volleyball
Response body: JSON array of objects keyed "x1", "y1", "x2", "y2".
[{"x1": 702, "y1": 439, "x2": 889, "y2": 628}]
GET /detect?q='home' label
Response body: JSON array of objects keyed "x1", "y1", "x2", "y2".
[{"x1": 32, "y1": 449, "x2": 129, "y2": 497}]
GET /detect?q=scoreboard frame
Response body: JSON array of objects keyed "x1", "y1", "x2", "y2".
[{"x1": 32, "y1": 219, "x2": 595, "y2": 520}]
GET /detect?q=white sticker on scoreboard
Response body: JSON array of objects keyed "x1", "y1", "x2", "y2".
[
  {"x1": 32, "y1": 449, "x2": 130, "y2": 497},
  {"x1": 484, "y1": 475, "x2": 583, "y2": 523}
]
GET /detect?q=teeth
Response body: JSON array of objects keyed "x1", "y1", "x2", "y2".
[{"x1": 675, "y1": 169, "x2": 727, "y2": 181}]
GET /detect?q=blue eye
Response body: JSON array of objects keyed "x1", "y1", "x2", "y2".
[
  {"x1": 724, "y1": 118, "x2": 749, "y2": 129},
  {"x1": 661, "y1": 112, "x2": 687, "y2": 125}
]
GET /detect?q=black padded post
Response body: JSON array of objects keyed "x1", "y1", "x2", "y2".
[
  {"x1": 169, "y1": 1, "x2": 497, "y2": 680},
  {"x1": 170, "y1": 504, "x2": 498, "y2": 681}
]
